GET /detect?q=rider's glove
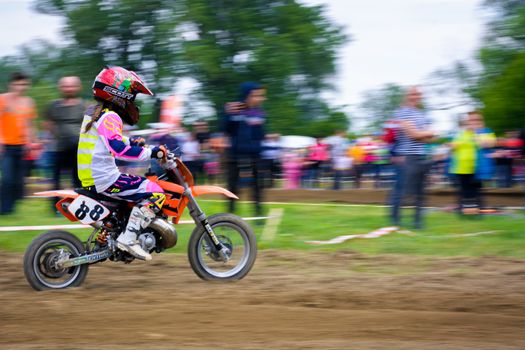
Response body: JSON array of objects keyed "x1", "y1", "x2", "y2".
[
  {"x1": 130, "y1": 136, "x2": 146, "y2": 147},
  {"x1": 151, "y1": 145, "x2": 168, "y2": 160},
  {"x1": 170, "y1": 146, "x2": 183, "y2": 159}
]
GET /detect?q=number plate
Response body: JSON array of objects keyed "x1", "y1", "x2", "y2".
[{"x1": 68, "y1": 195, "x2": 110, "y2": 224}]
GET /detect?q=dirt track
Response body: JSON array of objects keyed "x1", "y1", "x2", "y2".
[
  {"x1": 259, "y1": 188, "x2": 525, "y2": 207},
  {"x1": 1, "y1": 250, "x2": 524, "y2": 349}
]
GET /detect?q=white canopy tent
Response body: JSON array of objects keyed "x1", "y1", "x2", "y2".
[{"x1": 279, "y1": 135, "x2": 316, "y2": 149}]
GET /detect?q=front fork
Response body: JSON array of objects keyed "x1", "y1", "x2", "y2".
[{"x1": 184, "y1": 188, "x2": 231, "y2": 262}]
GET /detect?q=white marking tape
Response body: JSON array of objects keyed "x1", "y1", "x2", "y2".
[
  {"x1": 305, "y1": 228, "x2": 504, "y2": 245},
  {"x1": 423, "y1": 230, "x2": 502, "y2": 238},
  {"x1": 305, "y1": 226, "x2": 399, "y2": 245},
  {"x1": 0, "y1": 216, "x2": 269, "y2": 233}
]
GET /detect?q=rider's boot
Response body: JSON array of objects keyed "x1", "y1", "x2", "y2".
[{"x1": 117, "y1": 206, "x2": 155, "y2": 261}]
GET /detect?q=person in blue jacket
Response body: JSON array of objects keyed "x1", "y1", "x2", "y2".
[{"x1": 223, "y1": 82, "x2": 267, "y2": 216}]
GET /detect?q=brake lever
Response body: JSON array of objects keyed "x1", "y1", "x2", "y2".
[{"x1": 162, "y1": 153, "x2": 178, "y2": 170}]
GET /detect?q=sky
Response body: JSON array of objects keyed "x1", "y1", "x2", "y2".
[{"x1": 1, "y1": 0, "x2": 487, "y2": 132}]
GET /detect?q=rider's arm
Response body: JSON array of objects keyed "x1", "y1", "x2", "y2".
[{"x1": 96, "y1": 112, "x2": 152, "y2": 161}]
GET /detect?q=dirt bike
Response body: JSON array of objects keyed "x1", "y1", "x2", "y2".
[{"x1": 24, "y1": 151, "x2": 257, "y2": 291}]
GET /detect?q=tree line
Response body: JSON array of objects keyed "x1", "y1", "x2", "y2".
[
  {"x1": 0, "y1": 0, "x2": 349, "y2": 137},
  {"x1": 359, "y1": 0, "x2": 525, "y2": 135}
]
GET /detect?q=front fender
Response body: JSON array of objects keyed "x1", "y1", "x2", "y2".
[{"x1": 191, "y1": 185, "x2": 239, "y2": 200}]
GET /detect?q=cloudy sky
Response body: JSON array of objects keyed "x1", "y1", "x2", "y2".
[{"x1": 2, "y1": 0, "x2": 486, "y2": 131}]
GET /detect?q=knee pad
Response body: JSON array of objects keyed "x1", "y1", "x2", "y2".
[{"x1": 140, "y1": 193, "x2": 166, "y2": 213}]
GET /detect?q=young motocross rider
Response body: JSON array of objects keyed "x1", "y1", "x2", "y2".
[{"x1": 77, "y1": 66, "x2": 167, "y2": 261}]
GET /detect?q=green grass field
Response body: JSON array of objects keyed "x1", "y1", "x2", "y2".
[{"x1": 1, "y1": 198, "x2": 524, "y2": 258}]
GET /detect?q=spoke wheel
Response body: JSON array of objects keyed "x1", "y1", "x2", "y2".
[
  {"x1": 188, "y1": 214, "x2": 257, "y2": 281},
  {"x1": 24, "y1": 231, "x2": 89, "y2": 291}
]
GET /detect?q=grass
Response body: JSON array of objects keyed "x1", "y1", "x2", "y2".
[{"x1": 1, "y1": 198, "x2": 525, "y2": 258}]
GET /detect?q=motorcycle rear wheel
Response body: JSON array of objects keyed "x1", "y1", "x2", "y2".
[
  {"x1": 188, "y1": 213, "x2": 257, "y2": 281},
  {"x1": 23, "y1": 230, "x2": 89, "y2": 291}
]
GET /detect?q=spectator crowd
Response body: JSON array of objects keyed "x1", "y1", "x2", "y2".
[{"x1": 1, "y1": 73, "x2": 525, "y2": 223}]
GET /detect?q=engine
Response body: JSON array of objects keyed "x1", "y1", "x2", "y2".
[
  {"x1": 138, "y1": 232, "x2": 157, "y2": 252},
  {"x1": 137, "y1": 218, "x2": 178, "y2": 253}
]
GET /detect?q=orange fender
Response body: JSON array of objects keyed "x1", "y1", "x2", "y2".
[
  {"x1": 192, "y1": 186, "x2": 239, "y2": 199},
  {"x1": 33, "y1": 191, "x2": 79, "y2": 222},
  {"x1": 34, "y1": 190, "x2": 79, "y2": 199}
]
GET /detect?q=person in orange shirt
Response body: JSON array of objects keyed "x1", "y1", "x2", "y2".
[
  {"x1": 0, "y1": 72, "x2": 38, "y2": 215},
  {"x1": 348, "y1": 141, "x2": 366, "y2": 188}
]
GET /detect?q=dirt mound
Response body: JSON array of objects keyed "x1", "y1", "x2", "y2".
[{"x1": 1, "y1": 250, "x2": 524, "y2": 349}]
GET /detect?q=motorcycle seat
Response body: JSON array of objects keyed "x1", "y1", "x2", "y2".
[{"x1": 74, "y1": 188, "x2": 127, "y2": 203}]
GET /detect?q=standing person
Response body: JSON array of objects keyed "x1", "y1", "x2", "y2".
[
  {"x1": 332, "y1": 149, "x2": 352, "y2": 190},
  {"x1": 449, "y1": 114, "x2": 481, "y2": 215},
  {"x1": 371, "y1": 139, "x2": 389, "y2": 188},
  {"x1": 348, "y1": 141, "x2": 366, "y2": 188},
  {"x1": 193, "y1": 121, "x2": 210, "y2": 182},
  {"x1": 494, "y1": 132, "x2": 521, "y2": 188},
  {"x1": 306, "y1": 137, "x2": 329, "y2": 188},
  {"x1": 519, "y1": 128, "x2": 525, "y2": 207},
  {"x1": 325, "y1": 130, "x2": 349, "y2": 189},
  {"x1": 0, "y1": 72, "x2": 38, "y2": 215},
  {"x1": 390, "y1": 87, "x2": 435, "y2": 229},
  {"x1": 283, "y1": 151, "x2": 303, "y2": 189},
  {"x1": 471, "y1": 111, "x2": 496, "y2": 211},
  {"x1": 325, "y1": 130, "x2": 350, "y2": 190},
  {"x1": 45, "y1": 76, "x2": 85, "y2": 200},
  {"x1": 261, "y1": 133, "x2": 282, "y2": 188},
  {"x1": 223, "y1": 82, "x2": 266, "y2": 216},
  {"x1": 193, "y1": 120, "x2": 211, "y2": 146},
  {"x1": 181, "y1": 132, "x2": 202, "y2": 183}
]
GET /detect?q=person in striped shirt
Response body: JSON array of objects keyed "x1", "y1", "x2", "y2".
[{"x1": 389, "y1": 87, "x2": 435, "y2": 229}]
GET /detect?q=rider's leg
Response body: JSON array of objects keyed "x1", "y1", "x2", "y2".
[
  {"x1": 102, "y1": 175, "x2": 165, "y2": 260},
  {"x1": 117, "y1": 205, "x2": 155, "y2": 260},
  {"x1": 116, "y1": 191, "x2": 166, "y2": 260}
]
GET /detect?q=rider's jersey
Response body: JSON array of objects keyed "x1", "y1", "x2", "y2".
[{"x1": 77, "y1": 108, "x2": 152, "y2": 192}]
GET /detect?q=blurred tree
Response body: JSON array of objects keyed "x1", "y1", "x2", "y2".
[
  {"x1": 0, "y1": 40, "x2": 65, "y2": 90},
  {"x1": 477, "y1": 0, "x2": 525, "y2": 132},
  {"x1": 425, "y1": 61, "x2": 479, "y2": 111},
  {"x1": 481, "y1": 52, "x2": 525, "y2": 132},
  {"x1": 358, "y1": 83, "x2": 404, "y2": 131},
  {"x1": 33, "y1": 0, "x2": 183, "y2": 92},
  {"x1": 2, "y1": 0, "x2": 348, "y2": 135},
  {"x1": 297, "y1": 106, "x2": 349, "y2": 137},
  {"x1": 182, "y1": 0, "x2": 348, "y2": 134}
]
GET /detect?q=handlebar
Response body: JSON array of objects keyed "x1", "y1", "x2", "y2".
[
  {"x1": 159, "y1": 147, "x2": 182, "y2": 170},
  {"x1": 167, "y1": 146, "x2": 182, "y2": 159}
]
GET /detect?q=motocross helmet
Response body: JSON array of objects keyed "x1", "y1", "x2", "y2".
[{"x1": 92, "y1": 66, "x2": 153, "y2": 125}]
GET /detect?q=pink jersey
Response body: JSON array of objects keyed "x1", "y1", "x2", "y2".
[{"x1": 78, "y1": 110, "x2": 152, "y2": 192}]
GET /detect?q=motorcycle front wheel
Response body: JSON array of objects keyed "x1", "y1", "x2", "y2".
[{"x1": 188, "y1": 213, "x2": 257, "y2": 281}]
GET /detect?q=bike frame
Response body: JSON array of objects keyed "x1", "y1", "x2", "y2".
[{"x1": 155, "y1": 158, "x2": 235, "y2": 261}]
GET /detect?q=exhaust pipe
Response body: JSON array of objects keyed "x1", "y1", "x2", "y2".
[{"x1": 149, "y1": 218, "x2": 178, "y2": 249}]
